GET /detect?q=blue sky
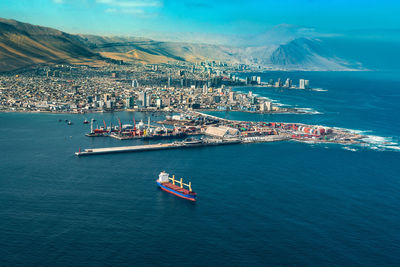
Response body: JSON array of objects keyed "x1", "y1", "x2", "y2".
[{"x1": 0, "y1": 0, "x2": 399, "y2": 41}]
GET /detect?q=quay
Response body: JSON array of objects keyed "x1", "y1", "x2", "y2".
[
  {"x1": 241, "y1": 135, "x2": 291, "y2": 143},
  {"x1": 76, "y1": 143, "x2": 178, "y2": 156},
  {"x1": 75, "y1": 138, "x2": 241, "y2": 156}
]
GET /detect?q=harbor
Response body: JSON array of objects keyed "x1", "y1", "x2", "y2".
[
  {"x1": 75, "y1": 110, "x2": 367, "y2": 156},
  {"x1": 85, "y1": 117, "x2": 201, "y2": 141}
]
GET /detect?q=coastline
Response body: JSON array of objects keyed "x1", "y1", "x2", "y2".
[
  {"x1": 0, "y1": 106, "x2": 318, "y2": 115},
  {"x1": 2, "y1": 108, "x2": 396, "y2": 151}
]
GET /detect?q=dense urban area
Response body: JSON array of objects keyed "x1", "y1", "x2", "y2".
[{"x1": 0, "y1": 62, "x2": 311, "y2": 114}]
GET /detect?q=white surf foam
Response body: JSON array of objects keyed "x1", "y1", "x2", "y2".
[
  {"x1": 360, "y1": 135, "x2": 400, "y2": 152},
  {"x1": 343, "y1": 146, "x2": 358, "y2": 152}
]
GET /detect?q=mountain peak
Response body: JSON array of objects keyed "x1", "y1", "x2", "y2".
[{"x1": 0, "y1": 18, "x2": 363, "y2": 72}]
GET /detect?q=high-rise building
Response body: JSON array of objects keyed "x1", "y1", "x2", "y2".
[
  {"x1": 259, "y1": 103, "x2": 265, "y2": 112},
  {"x1": 265, "y1": 101, "x2": 272, "y2": 111},
  {"x1": 156, "y1": 98, "x2": 162, "y2": 108},
  {"x1": 203, "y1": 84, "x2": 208, "y2": 94},
  {"x1": 146, "y1": 94, "x2": 151, "y2": 107},
  {"x1": 257, "y1": 76, "x2": 261, "y2": 85},
  {"x1": 299, "y1": 79, "x2": 305, "y2": 89},
  {"x1": 106, "y1": 100, "x2": 113, "y2": 109},
  {"x1": 284, "y1": 78, "x2": 292, "y2": 88},
  {"x1": 229, "y1": 91, "x2": 235, "y2": 103},
  {"x1": 103, "y1": 93, "x2": 111, "y2": 103},
  {"x1": 138, "y1": 91, "x2": 147, "y2": 108},
  {"x1": 132, "y1": 79, "x2": 139, "y2": 88},
  {"x1": 304, "y1": 80, "x2": 310, "y2": 89},
  {"x1": 125, "y1": 96, "x2": 134, "y2": 108}
]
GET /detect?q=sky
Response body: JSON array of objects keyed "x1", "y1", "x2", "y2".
[{"x1": 0, "y1": 0, "x2": 399, "y2": 43}]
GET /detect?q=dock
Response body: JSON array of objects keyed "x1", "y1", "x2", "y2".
[
  {"x1": 241, "y1": 135, "x2": 291, "y2": 143},
  {"x1": 75, "y1": 138, "x2": 241, "y2": 156},
  {"x1": 76, "y1": 143, "x2": 178, "y2": 156}
]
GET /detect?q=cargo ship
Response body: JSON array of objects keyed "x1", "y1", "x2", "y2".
[
  {"x1": 85, "y1": 119, "x2": 118, "y2": 137},
  {"x1": 156, "y1": 171, "x2": 197, "y2": 201},
  {"x1": 143, "y1": 132, "x2": 187, "y2": 140}
]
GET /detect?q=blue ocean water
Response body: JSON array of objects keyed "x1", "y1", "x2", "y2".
[{"x1": 0, "y1": 71, "x2": 400, "y2": 266}]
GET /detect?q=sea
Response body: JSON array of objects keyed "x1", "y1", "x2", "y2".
[{"x1": 0, "y1": 71, "x2": 399, "y2": 266}]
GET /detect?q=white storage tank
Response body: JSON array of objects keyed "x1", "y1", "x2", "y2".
[{"x1": 172, "y1": 115, "x2": 181, "y2": 121}]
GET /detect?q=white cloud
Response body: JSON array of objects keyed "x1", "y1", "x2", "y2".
[
  {"x1": 121, "y1": 8, "x2": 145, "y2": 14},
  {"x1": 96, "y1": 0, "x2": 162, "y2": 8},
  {"x1": 105, "y1": 7, "x2": 145, "y2": 15},
  {"x1": 97, "y1": 0, "x2": 162, "y2": 17},
  {"x1": 105, "y1": 8, "x2": 118, "y2": 13}
]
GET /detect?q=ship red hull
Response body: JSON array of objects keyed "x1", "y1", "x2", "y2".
[{"x1": 157, "y1": 181, "x2": 197, "y2": 201}]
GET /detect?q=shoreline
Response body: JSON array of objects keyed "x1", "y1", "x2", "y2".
[
  {"x1": 0, "y1": 106, "x2": 319, "y2": 115},
  {"x1": 2, "y1": 109, "x2": 396, "y2": 151}
]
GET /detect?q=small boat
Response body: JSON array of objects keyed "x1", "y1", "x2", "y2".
[
  {"x1": 83, "y1": 119, "x2": 89, "y2": 124},
  {"x1": 142, "y1": 132, "x2": 187, "y2": 140},
  {"x1": 67, "y1": 121, "x2": 73, "y2": 125},
  {"x1": 85, "y1": 132, "x2": 107, "y2": 137},
  {"x1": 156, "y1": 171, "x2": 197, "y2": 201},
  {"x1": 65, "y1": 119, "x2": 69, "y2": 122},
  {"x1": 183, "y1": 137, "x2": 203, "y2": 146}
]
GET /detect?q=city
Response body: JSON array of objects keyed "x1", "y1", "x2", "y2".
[
  {"x1": 1, "y1": 0, "x2": 399, "y2": 266},
  {"x1": 0, "y1": 62, "x2": 313, "y2": 114}
]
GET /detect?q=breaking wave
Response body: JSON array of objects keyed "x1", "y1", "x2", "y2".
[{"x1": 360, "y1": 135, "x2": 400, "y2": 152}]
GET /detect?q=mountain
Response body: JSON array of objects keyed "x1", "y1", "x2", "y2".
[
  {"x1": 0, "y1": 18, "x2": 104, "y2": 72},
  {"x1": 75, "y1": 34, "x2": 244, "y2": 64},
  {"x1": 0, "y1": 18, "x2": 364, "y2": 72},
  {"x1": 269, "y1": 38, "x2": 362, "y2": 71},
  {"x1": 77, "y1": 35, "x2": 360, "y2": 71}
]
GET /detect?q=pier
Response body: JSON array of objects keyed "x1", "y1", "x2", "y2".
[
  {"x1": 76, "y1": 143, "x2": 178, "y2": 156},
  {"x1": 75, "y1": 138, "x2": 241, "y2": 156}
]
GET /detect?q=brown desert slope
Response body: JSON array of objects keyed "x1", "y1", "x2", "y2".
[
  {"x1": 75, "y1": 34, "x2": 237, "y2": 64},
  {"x1": 0, "y1": 18, "x2": 361, "y2": 72},
  {"x1": 0, "y1": 18, "x2": 210, "y2": 72},
  {"x1": 0, "y1": 18, "x2": 106, "y2": 72}
]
